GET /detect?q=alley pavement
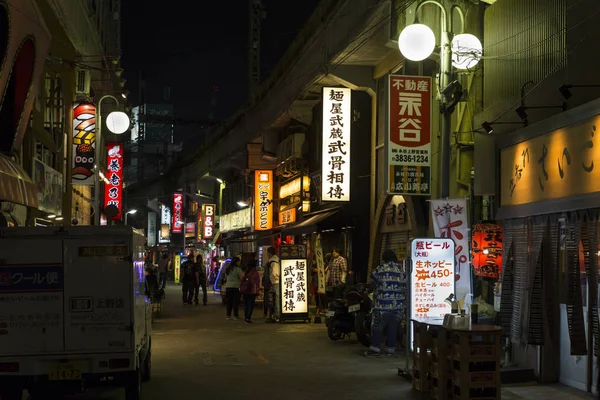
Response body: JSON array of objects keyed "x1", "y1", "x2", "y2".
[{"x1": 22, "y1": 283, "x2": 595, "y2": 399}]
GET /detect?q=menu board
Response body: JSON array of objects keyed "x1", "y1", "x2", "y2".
[
  {"x1": 279, "y1": 245, "x2": 308, "y2": 321},
  {"x1": 410, "y1": 238, "x2": 455, "y2": 319}
]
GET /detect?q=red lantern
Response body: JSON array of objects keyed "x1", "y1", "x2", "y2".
[{"x1": 471, "y1": 223, "x2": 503, "y2": 279}]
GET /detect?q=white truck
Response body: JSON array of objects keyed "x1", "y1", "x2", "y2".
[{"x1": 0, "y1": 226, "x2": 152, "y2": 400}]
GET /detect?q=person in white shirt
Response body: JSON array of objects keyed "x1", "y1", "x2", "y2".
[{"x1": 267, "y1": 247, "x2": 281, "y2": 322}]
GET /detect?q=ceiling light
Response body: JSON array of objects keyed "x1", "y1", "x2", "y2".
[
  {"x1": 55, "y1": 216, "x2": 64, "y2": 221},
  {"x1": 47, "y1": 214, "x2": 56, "y2": 219},
  {"x1": 482, "y1": 121, "x2": 494, "y2": 135}
]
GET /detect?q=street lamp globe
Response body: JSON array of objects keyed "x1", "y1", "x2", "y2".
[
  {"x1": 398, "y1": 24, "x2": 436, "y2": 62},
  {"x1": 451, "y1": 33, "x2": 483, "y2": 70},
  {"x1": 105, "y1": 111, "x2": 130, "y2": 134}
]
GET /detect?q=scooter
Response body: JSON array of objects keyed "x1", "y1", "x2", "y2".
[
  {"x1": 325, "y1": 284, "x2": 371, "y2": 341},
  {"x1": 354, "y1": 294, "x2": 407, "y2": 348}
]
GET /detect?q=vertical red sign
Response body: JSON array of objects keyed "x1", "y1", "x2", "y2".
[
  {"x1": 104, "y1": 143, "x2": 123, "y2": 220},
  {"x1": 172, "y1": 193, "x2": 183, "y2": 233},
  {"x1": 202, "y1": 204, "x2": 216, "y2": 239}
]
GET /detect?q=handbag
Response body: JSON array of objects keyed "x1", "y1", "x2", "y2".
[{"x1": 240, "y1": 271, "x2": 254, "y2": 294}]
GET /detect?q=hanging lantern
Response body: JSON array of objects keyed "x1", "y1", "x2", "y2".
[{"x1": 471, "y1": 222, "x2": 503, "y2": 279}]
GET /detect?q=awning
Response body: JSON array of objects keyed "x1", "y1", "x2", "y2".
[
  {"x1": 0, "y1": 153, "x2": 38, "y2": 208},
  {"x1": 282, "y1": 208, "x2": 340, "y2": 236}
]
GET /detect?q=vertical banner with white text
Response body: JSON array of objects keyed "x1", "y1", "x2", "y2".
[
  {"x1": 279, "y1": 245, "x2": 309, "y2": 321},
  {"x1": 430, "y1": 199, "x2": 470, "y2": 301},
  {"x1": 104, "y1": 143, "x2": 123, "y2": 220},
  {"x1": 386, "y1": 75, "x2": 432, "y2": 196},
  {"x1": 202, "y1": 204, "x2": 216, "y2": 239},
  {"x1": 322, "y1": 87, "x2": 351, "y2": 202}
]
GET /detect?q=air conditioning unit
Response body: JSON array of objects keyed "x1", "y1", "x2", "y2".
[
  {"x1": 75, "y1": 67, "x2": 91, "y2": 96},
  {"x1": 276, "y1": 133, "x2": 305, "y2": 163}
]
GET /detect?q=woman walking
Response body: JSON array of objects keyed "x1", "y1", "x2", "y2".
[
  {"x1": 240, "y1": 260, "x2": 261, "y2": 323},
  {"x1": 224, "y1": 257, "x2": 243, "y2": 320}
]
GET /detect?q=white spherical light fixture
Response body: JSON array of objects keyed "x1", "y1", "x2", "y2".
[
  {"x1": 398, "y1": 24, "x2": 436, "y2": 62},
  {"x1": 451, "y1": 33, "x2": 483, "y2": 70},
  {"x1": 105, "y1": 111, "x2": 130, "y2": 134}
]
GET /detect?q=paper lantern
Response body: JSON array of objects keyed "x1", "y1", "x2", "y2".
[{"x1": 471, "y1": 223, "x2": 503, "y2": 279}]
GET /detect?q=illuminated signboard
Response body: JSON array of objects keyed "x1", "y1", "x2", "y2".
[
  {"x1": 202, "y1": 204, "x2": 216, "y2": 239},
  {"x1": 71, "y1": 103, "x2": 97, "y2": 185},
  {"x1": 322, "y1": 87, "x2": 351, "y2": 202},
  {"x1": 278, "y1": 208, "x2": 296, "y2": 225},
  {"x1": 410, "y1": 238, "x2": 455, "y2": 319},
  {"x1": 254, "y1": 170, "x2": 273, "y2": 231},
  {"x1": 279, "y1": 176, "x2": 310, "y2": 199},
  {"x1": 104, "y1": 143, "x2": 123, "y2": 219},
  {"x1": 197, "y1": 208, "x2": 203, "y2": 242},
  {"x1": 172, "y1": 193, "x2": 183, "y2": 233},
  {"x1": 279, "y1": 245, "x2": 308, "y2": 320},
  {"x1": 159, "y1": 205, "x2": 171, "y2": 243},
  {"x1": 386, "y1": 74, "x2": 432, "y2": 196}
]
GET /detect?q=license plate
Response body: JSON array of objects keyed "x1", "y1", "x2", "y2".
[
  {"x1": 325, "y1": 310, "x2": 335, "y2": 317},
  {"x1": 348, "y1": 304, "x2": 360, "y2": 313},
  {"x1": 49, "y1": 364, "x2": 82, "y2": 381}
]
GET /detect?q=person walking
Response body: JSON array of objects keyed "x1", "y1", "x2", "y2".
[
  {"x1": 326, "y1": 248, "x2": 348, "y2": 300},
  {"x1": 224, "y1": 257, "x2": 243, "y2": 320},
  {"x1": 181, "y1": 256, "x2": 199, "y2": 305},
  {"x1": 365, "y1": 250, "x2": 407, "y2": 356},
  {"x1": 157, "y1": 253, "x2": 169, "y2": 290},
  {"x1": 240, "y1": 260, "x2": 261, "y2": 323},
  {"x1": 193, "y1": 255, "x2": 208, "y2": 306},
  {"x1": 266, "y1": 247, "x2": 281, "y2": 322}
]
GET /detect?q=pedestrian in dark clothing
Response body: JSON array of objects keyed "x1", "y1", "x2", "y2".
[
  {"x1": 193, "y1": 255, "x2": 208, "y2": 306},
  {"x1": 181, "y1": 257, "x2": 199, "y2": 305},
  {"x1": 224, "y1": 257, "x2": 243, "y2": 320},
  {"x1": 241, "y1": 260, "x2": 261, "y2": 323},
  {"x1": 157, "y1": 253, "x2": 169, "y2": 289}
]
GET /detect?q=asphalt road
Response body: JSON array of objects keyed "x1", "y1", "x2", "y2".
[{"x1": 31, "y1": 283, "x2": 415, "y2": 400}]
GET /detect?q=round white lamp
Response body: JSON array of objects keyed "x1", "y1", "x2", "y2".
[
  {"x1": 451, "y1": 33, "x2": 483, "y2": 70},
  {"x1": 105, "y1": 111, "x2": 130, "y2": 134},
  {"x1": 398, "y1": 24, "x2": 436, "y2": 62}
]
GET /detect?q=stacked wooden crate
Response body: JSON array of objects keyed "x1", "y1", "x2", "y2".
[
  {"x1": 451, "y1": 326, "x2": 501, "y2": 400},
  {"x1": 430, "y1": 326, "x2": 453, "y2": 400},
  {"x1": 412, "y1": 320, "x2": 432, "y2": 393}
]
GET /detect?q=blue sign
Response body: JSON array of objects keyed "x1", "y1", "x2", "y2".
[{"x1": 0, "y1": 265, "x2": 64, "y2": 293}]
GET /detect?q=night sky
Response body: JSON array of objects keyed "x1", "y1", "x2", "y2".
[{"x1": 121, "y1": 0, "x2": 321, "y2": 140}]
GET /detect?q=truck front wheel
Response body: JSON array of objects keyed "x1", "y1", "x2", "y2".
[
  {"x1": 125, "y1": 366, "x2": 141, "y2": 400},
  {"x1": 0, "y1": 387, "x2": 23, "y2": 400}
]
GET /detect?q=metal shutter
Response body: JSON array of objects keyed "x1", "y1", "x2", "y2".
[
  {"x1": 584, "y1": 211, "x2": 599, "y2": 355},
  {"x1": 511, "y1": 218, "x2": 529, "y2": 344},
  {"x1": 379, "y1": 231, "x2": 410, "y2": 264},
  {"x1": 566, "y1": 212, "x2": 586, "y2": 355},
  {"x1": 528, "y1": 215, "x2": 546, "y2": 345},
  {"x1": 544, "y1": 215, "x2": 560, "y2": 344},
  {"x1": 499, "y1": 239, "x2": 514, "y2": 337}
]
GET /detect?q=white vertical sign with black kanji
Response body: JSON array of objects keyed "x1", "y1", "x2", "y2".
[{"x1": 322, "y1": 87, "x2": 351, "y2": 202}]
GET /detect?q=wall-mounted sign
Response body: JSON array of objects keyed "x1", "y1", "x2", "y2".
[
  {"x1": 278, "y1": 208, "x2": 297, "y2": 225},
  {"x1": 380, "y1": 195, "x2": 409, "y2": 234},
  {"x1": 254, "y1": 170, "x2": 273, "y2": 231},
  {"x1": 147, "y1": 212, "x2": 157, "y2": 247},
  {"x1": 279, "y1": 245, "x2": 308, "y2": 321},
  {"x1": 386, "y1": 75, "x2": 432, "y2": 196},
  {"x1": 104, "y1": 143, "x2": 123, "y2": 220},
  {"x1": 197, "y1": 208, "x2": 203, "y2": 241},
  {"x1": 220, "y1": 208, "x2": 252, "y2": 232},
  {"x1": 202, "y1": 204, "x2": 216, "y2": 239},
  {"x1": 279, "y1": 176, "x2": 310, "y2": 199},
  {"x1": 71, "y1": 103, "x2": 96, "y2": 185},
  {"x1": 322, "y1": 87, "x2": 351, "y2": 202},
  {"x1": 32, "y1": 158, "x2": 63, "y2": 215},
  {"x1": 172, "y1": 193, "x2": 183, "y2": 233},
  {"x1": 185, "y1": 222, "x2": 196, "y2": 236},
  {"x1": 159, "y1": 205, "x2": 171, "y2": 243},
  {"x1": 315, "y1": 234, "x2": 326, "y2": 294},
  {"x1": 500, "y1": 115, "x2": 600, "y2": 207},
  {"x1": 410, "y1": 238, "x2": 455, "y2": 320}
]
